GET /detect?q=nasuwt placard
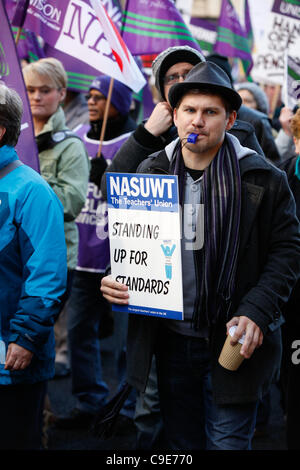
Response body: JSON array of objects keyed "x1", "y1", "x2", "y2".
[{"x1": 106, "y1": 173, "x2": 183, "y2": 320}]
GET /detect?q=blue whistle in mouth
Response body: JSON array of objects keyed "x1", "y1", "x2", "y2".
[{"x1": 187, "y1": 133, "x2": 198, "y2": 143}]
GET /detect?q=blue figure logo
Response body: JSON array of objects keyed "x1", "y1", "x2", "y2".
[{"x1": 161, "y1": 242, "x2": 176, "y2": 280}]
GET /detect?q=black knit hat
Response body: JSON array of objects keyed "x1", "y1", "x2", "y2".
[
  {"x1": 168, "y1": 61, "x2": 242, "y2": 111},
  {"x1": 151, "y1": 46, "x2": 205, "y2": 100},
  {"x1": 206, "y1": 53, "x2": 234, "y2": 86}
]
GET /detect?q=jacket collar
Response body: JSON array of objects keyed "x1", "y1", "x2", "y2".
[
  {"x1": 37, "y1": 106, "x2": 66, "y2": 137},
  {"x1": 0, "y1": 145, "x2": 18, "y2": 170},
  {"x1": 239, "y1": 152, "x2": 275, "y2": 176},
  {"x1": 146, "y1": 137, "x2": 273, "y2": 177}
]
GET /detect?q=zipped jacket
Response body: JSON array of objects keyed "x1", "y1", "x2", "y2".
[
  {"x1": 125, "y1": 134, "x2": 300, "y2": 404},
  {"x1": 37, "y1": 107, "x2": 90, "y2": 269},
  {"x1": 0, "y1": 146, "x2": 67, "y2": 384}
]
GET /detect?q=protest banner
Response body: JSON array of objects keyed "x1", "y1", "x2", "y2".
[
  {"x1": 121, "y1": 0, "x2": 202, "y2": 55},
  {"x1": 214, "y1": 0, "x2": 253, "y2": 77},
  {"x1": 189, "y1": 17, "x2": 217, "y2": 55},
  {"x1": 0, "y1": 0, "x2": 39, "y2": 171},
  {"x1": 10, "y1": 0, "x2": 146, "y2": 92},
  {"x1": 282, "y1": 53, "x2": 300, "y2": 109},
  {"x1": 106, "y1": 173, "x2": 183, "y2": 320},
  {"x1": 5, "y1": 0, "x2": 124, "y2": 92},
  {"x1": 251, "y1": 0, "x2": 300, "y2": 85}
]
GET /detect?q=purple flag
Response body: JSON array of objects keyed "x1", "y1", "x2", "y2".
[
  {"x1": 10, "y1": 0, "x2": 29, "y2": 26},
  {"x1": 5, "y1": 0, "x2": 99, "y2": 91},
  {"x1": 244, "y1": 0, "x2": 254, "y2": 52},
  {"x1": 74, "y1": 124, "x2": 133, "y2": 272},
  {"x1": 10, "y1": 0, "x2": 145, "y2": 92},
  {"x1": 133, "y1": 77, "x2": 155, "y2": 123},
  {"x1": 4, "y1": 1, "x2": 45, "y2": 62},
  {"x1": 121, "y1": 0, "x2": 202, "y2": 55},
  {"x1": 272, "y1": 0, "x2": 300, "y2": 20},
  {"x1": 0, "y1": 0, "x2": 39, "y2": 172},
  {"x1": 214, "y1": 0, "x2": 253, "y2": 76},
  {"x1": 189, "y1": 17, "x2": 217, "y2": 55}
]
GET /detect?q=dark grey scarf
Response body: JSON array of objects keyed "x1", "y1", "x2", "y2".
[{"x1": 173, "y1": 134, "x2": 242, "y2": 329}]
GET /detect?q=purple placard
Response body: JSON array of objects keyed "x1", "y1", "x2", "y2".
[{"x1": 272, "y1": 0, "x2": 300, "y2": 20}]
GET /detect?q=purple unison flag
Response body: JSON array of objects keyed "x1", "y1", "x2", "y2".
[
  {"x1": 43, "y1": 0, "x2": 123, "y2": 93},
  {"x1": 10, "y1": 0, "x2": 144, "y2": 92},
  {"x1": 272, "y1": 0, "x2": 300, "y2": 20},
  {"x1": 5, "y1": 0, "x2": 118, "y2": 92},
  {"x1": 121, "y1": 0, "x2": 202, "y2": 55},
  {"x1": 214, "y1": 0, "x2": 253, "y2": 76},
  {"x1": 0, "y1": 0, "x2": 39, "y2": 172}
]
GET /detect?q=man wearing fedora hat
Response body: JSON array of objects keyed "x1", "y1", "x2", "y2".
[
  {"x1": 100, "y1": 46, "x2": 264, "y2": 201},
  {"x1": 101, "y1": 62, "x2": 300, "y2": 449}
]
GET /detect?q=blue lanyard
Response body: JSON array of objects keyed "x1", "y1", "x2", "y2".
[{"x1": 295, "y1": 156, "x2": 300, "y2": 181}]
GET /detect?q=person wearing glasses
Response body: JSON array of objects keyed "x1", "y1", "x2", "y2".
[
  {"x1": 100, "y1": 46, "x2": 264, "y2": 201},
  {"x1": 99, "y1": 45, "x2": 265, "y2": 450},
  {"x1": 23, "y1": 58, "x2": 90, "y2": 381},
  {"x1": 55, "y1": 76, "x2": 137, "y2": 430}
]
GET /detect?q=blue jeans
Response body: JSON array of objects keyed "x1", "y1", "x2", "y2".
[
  {"x1": 156, "y1": 328, "x2": 258, "y2": 450},
  {"x1": 67, "y1": 271, "x2": 109, "y2": 413}
]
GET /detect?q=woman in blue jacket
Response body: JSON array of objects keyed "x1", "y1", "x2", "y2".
[{"x1": 0, "y1": 84, "x2": 67, "y2": 449}]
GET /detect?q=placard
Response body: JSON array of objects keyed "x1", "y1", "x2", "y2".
[
  {"x1": 107, "y1": 173, "x2": 183, "y2": 320},
  {"x1": 251, "y1": 0, "x2": 300, "y2": 85}
]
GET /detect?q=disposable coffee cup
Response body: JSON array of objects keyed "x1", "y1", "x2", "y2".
[{"x1": 218, "y1": 326, "x2": 245, "y2": 371}]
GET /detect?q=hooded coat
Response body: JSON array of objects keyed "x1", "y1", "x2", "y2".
[{"x1": 0, "y1": 146, "x2": 67, "y2": 384}]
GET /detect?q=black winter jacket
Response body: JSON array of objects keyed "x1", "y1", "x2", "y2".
[
  {"x1": 125, "y1": 142, "x2": 300, "y2": 405},
  {"x1": 238, "y1": 106, "x2": 281, "y2": 165}
]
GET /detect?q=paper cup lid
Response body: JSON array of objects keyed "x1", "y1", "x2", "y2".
[{"x1": 229, "y1": 325, "x2": 245, "y2": 344}]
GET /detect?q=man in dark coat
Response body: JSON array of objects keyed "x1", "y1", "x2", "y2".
[
  {"x1": 100, "y1": 46, "x2": 264, "y2": 200},
  {"x1": 101, "y1": 62, "x2": 300, "y2": 450}
]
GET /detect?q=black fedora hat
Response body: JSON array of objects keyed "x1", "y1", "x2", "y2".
[{"x1": 168, "y1": 61, "x2": 242, "y2": 111}]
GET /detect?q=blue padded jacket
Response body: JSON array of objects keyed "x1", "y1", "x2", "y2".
[{"x1": 0, "y1": 145, "x2": 67, "y2": 384}]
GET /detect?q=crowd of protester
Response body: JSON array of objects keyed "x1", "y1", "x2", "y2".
[{"x1": 0, "y1": 46, "x2": 299, "y2": 450}]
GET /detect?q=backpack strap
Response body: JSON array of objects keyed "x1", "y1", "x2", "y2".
[
  {"x1": 36, "y1": 130, "x2": 83, "y2": 153},
  {"x1": 0, "y1": 160, "x2": 23, "y2": 180}
]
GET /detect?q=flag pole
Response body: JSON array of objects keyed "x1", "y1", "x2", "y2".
[
  {"x1": 97, "y1": 77, "x2": 114, "y2": 157},
  {"x1": 96, "y1": 0, "x2": 128, "y2": 157},
  {"x1": 15, "y1": 28, "x2": 22, "y2": 45}
]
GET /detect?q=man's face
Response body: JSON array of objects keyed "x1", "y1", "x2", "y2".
[
  {"x1": 163, "y1": 62, "x2": 194, "y2": 104},
  {"x1": 174, "y1": 92, "x2": 236, "y2": 162},
  {"x1": 87, "y1": 89, "x2": 119, "y2": 121}
]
